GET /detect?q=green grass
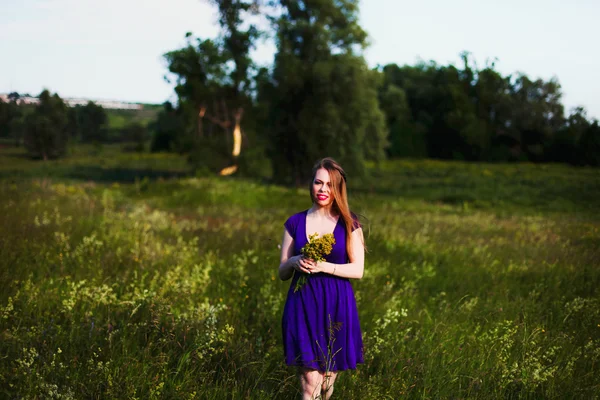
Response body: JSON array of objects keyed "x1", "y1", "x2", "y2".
[
  {"x1": 0, "y1": 147, "x2": 598, "y2": 399},
  {"x1": 0, "y1": 144, "x2": 190, "y2": 181},
  {"x1": 106, "y1": 108, "x2": 161, "y2": 129}
]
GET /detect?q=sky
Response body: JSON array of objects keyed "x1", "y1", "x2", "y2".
[{"x1": 1, "y1": 0, "x2": 599, "y2": 119}]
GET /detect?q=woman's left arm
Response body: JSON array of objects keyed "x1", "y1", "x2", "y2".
[{"x1": 307, "y1": 228, "x2": 365, "y2": 279}]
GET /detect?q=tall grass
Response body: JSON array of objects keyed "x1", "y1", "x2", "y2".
[{"x1": 0, "y1": 151, "x2": 598, "y2": 398}]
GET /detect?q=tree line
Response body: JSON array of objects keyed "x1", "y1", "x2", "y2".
[
  {"x1": 0, "y1": 91, "x2": 149, "y2": 158},
  {"x1": 2, "y1": 0, "x2": 598, "y2": 177},
  {"x1": 151, "y1": 0, "x2": 599, "y2": 182},
  {"x1": 378, "y1": 55, "x2": 600, "y2": 166}
]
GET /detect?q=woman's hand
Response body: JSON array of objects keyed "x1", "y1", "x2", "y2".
[
  {"x1": 304, "y1": 259, "x2": 328, "y2": 274},
  {"x1": 291, "y1": 255, "x2": 313, "y2": 274}
]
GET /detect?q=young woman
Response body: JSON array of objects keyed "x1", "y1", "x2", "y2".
[{"x1": 279, "y1": 157, "x2": 365, "y2": 400}]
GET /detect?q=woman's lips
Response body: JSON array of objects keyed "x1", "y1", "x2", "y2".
[{"x1": 317, "y1": 194, "x2": 328, "y2": 201}]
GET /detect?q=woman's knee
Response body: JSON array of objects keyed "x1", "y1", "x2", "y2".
[
  {"x1": 302, "y1": 369, "x2": 322, "y2": 384},
  {"x1": 301, "y1": 369, "x2": 323, "y2": 391}
]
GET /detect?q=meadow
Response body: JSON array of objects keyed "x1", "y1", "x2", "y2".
[{"x1": 0, "y1": 146, "x2": 599, "y2": 399}]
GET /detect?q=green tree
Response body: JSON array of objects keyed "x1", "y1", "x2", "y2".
[
  {"x1": 578, "y1": 121, "x2": 600, "y2": 166},
  {"x1": 164, "y1": 1, "x2": 260, "y2": 173},
  {"x1": 23, "y1": 90, "x2": 69, "y2": 160},
  {"x1": 379, "y1": 83, "x2": 426, "y2": 158},
  {"x1": 0, "y1": 97, "x2": 26, "y2": 146},
  {"x1": 165, "y1": 36, "x2": 237, "y2": 170},
  {"x1": 150, "y1": 102, "x2": 185, "y2": 152},
  {"x1": 547, "y1": 107, "x2": 588, "y2": 164},
  {"x1": 267, "y1": 0, "x2": 387, "y2": 184},
  {"x1": 509, "y1": 74, "x2": 565, "y2": 161},
  {"x1": 0, "y1": 99, "x2": 17, "y2": 138},
  {"x1": 77, "y1": 101, "x2": 108, "y2": 143},
  {"x1": 380, "y1": 55, "x2": 571, "y2": 163},
  {"x1": 380, "y1": 62, "x2": 439, "y2": 159},
  {"x1": 471, "y1": 63, "x2": 514, "y2": 161},
  {"x1": 66, "y1": 106, "x2": 80, "y2": 140}
]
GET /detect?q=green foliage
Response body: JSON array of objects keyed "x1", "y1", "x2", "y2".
[
  {"x1": 236, "y1": 140, "x2": 272, "y2": 179},
  {"x1": 74, "y1": 101, "x2": 108, "y2": 143},
  {"x1": 266, "y1": 0, "x2": 387, "y2": 184},
  {"x1": 379, "y1": 83, "x2": 427, "y2": 158},
  {"x1": 150, "y1": 102, "x2": 185, "y2": 152},
  {"x1": 163, "y1": 29, "x2": 257, "y2": 173},
  {"x1": 106, "y1": 108, "x2": 159, "y2": 132},
  {"x1": 187, "y1": 135, "x2": 232, "y2": 173},
  {"x1": 165, "y1": 38, "x2": 229, "y2": 109},
  {"x1": 208, "y1": 0, "x2": 259, "y2": 95},
  {"x1": 23, "y1": 90, "x2": 69, "y2": 160},
  {"x1": 0, "y1": 98, "x2": 22, "y2": 140},
  {"x1": 576, "y1": 120, "x2": 600, "y2": 166},
  {"x1": 158, "y1": 3, "x2": 599, "y2": 179},
  {"x1": 377, "y1": 54, "x2": 599, "y2": 166}
]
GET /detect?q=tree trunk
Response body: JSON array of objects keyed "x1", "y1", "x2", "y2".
[
  {"x1": 198, "y1": 106, "x2": 206, "y2": 138},
  {"x1": 232, "y1": 108, "x2": 243, "y2": 158}
]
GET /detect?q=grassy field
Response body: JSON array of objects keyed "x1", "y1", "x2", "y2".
[
  {"x1": 106, "y1": 107, "x2": 162, "y2": 130},
  {"x1": 0, "y1": 146, "x2": 599, "y2": 399}
]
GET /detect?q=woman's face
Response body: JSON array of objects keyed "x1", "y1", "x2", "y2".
[{"x1": 312, "y1": 168, "x2": 334, "y2": 207}]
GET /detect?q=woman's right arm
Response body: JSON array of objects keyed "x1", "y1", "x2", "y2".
[{"x1": 279, "y1": 229, "x2": 310, "y2": 280}]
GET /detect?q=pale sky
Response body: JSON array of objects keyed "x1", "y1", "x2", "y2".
[{"x1": 1, "y1": 0, "x2": 599, "y2": 119}]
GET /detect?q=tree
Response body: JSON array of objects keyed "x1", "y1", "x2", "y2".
[
  {"x1": 380, "y1": 63, "x2": 438, "y2": 159},
  {"x1": 77, "y1": 101, "x2": 108, "y2": 143},
  {"x1": 471, "y1": 63, "x2": 515, "y2": 161},
  {"x1": 509, "y1": 74, "x2": 565, "y2": 161},
  {"x1": 378, "y1": 79, "x2": 427, "y2": 158},
  {"x1": 7, "y1": 92, "x2": 20, "y2": 102},
  {"x1": 0, "y1": 99, "x2": 14, "y2": 138},
  {"x1": 150, "y1": 102, "x2": 185, "y2": 152},
  {"x1": 546, "y1": 107, "x2": 587, "y2": 164},
  {"x1": 379, "y1": 56, "x2": 574, "y2": 163},
  {"x1": 164, "y1": 37, "x2": 237, "y2": 170},
  {"x1": 0, "y1": 97, "x2": 25, "y2": 145},
  {"x1": 578, "y1": 121, "x2": 600, "y2": 166},
  {"x1": 266, "y1": 0, "x2": 387, "y2": 184},
  {"x1": 23, "y1": 90, "x2": 69, "y2": 160},
  {"x1": 164, "y1": 1, "x2": 260, "y2": 174}
]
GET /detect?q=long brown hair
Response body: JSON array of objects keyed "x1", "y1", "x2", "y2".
[{"x1": 309, "y1": 157, "x2": 361, "y2": 261}]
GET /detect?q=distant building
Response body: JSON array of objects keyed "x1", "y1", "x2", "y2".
[
  {"x1": 64, "y1": 98, "x2": 143, "y2": 110},
  {"x1": 0, "y1": 93, "x2": 39, "y2": 105},
  {"x1": 0, "y1": 93, "x2": 143, "y2": 110}
]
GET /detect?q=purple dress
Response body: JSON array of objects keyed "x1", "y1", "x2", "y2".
[{"x1": 282, "y1": 210, "x2": 364, "y2": 372}]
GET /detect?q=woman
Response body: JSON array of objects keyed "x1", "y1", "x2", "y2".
[{"x1": 279, "y1": 157, "x2": 365, "y2": 400}]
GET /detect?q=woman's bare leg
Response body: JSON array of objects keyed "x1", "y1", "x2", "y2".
[
  {"x1": 300, "y1": 369, "x2": 323, "y2": 400},
  {"x1": 321, "y1": 372, "x2": 337, "y2": 399}
]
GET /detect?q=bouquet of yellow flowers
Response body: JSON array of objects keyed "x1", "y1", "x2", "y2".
[{"x1": 294, "y1": 233, "x2": 336, "y2": 292}]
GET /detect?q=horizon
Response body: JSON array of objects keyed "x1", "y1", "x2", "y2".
[{"x1": 0, "y1": 92, "x2": 156, "y2": 105}]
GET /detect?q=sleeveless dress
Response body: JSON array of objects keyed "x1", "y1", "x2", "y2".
[{"x1": 281, "y1": 210, "x2": 364, "y2": 372}]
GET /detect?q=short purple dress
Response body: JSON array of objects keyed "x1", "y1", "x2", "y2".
[{"x1": 282, "y1": 210, "x2": 364, "y2": 372}]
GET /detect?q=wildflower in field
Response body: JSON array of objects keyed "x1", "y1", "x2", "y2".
[{"x1": 294, "y1": 233, "x2": 335, "y2": 292}]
